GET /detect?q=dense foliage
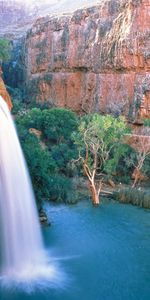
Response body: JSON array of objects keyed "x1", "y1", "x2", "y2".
[
  {"x1": 72, "y1": 114, "x2": 129, "y2": 204},
  {"x1": 0, "y1": 39, "x2": 11, "y2": 62},
  {"x1": 115, "y1": 144, "x2": 137, "y2": 184},
  {"x1": 143, "y1": 119, "x2": 150, "y2": 127},
  {"x1": 16, "y1": 108, "x2": 78, "y2": 206},
  {"x1": 15, "y1": 106, "x2": 149, "y2": 206},
  {"x1": 142, "y1": 153, "x2": 150, "y2": 179},
  {"x1": 141, "y1": 120, "x2": 150, "y2": 178}
]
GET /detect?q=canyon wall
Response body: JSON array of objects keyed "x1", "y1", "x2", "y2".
[{"x1": 2, "y1": 0, "x2": 150, "y2": 118}]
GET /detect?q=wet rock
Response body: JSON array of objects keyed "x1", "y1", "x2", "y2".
[{"x1": 39, "y1": 210, "x2": 51, "y2": 226}]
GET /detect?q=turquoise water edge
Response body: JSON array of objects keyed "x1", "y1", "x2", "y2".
[{"x1": 1, "y1": 199, "x2": 150, "y2": 300}]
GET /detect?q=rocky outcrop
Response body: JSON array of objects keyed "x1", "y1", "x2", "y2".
[
  {"x1": 39, "y1": 209, "x2": 51, "y2": 226},
  {"x1": 0, "y1": 73, "x2": 13, "y2": 110},
  {"x1": 0, "y1": 1, "x2": 36, "y2": 90},
  {"x1": 22, "y1": 0, "x2": 150, "y2": 117}
]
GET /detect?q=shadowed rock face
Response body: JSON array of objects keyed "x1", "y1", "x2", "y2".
[{"x1": 23, "y1": 0, "x2": 150, "y2": 117}]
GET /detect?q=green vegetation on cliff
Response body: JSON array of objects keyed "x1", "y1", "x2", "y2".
[
  {"x1": 0, "y1": 39, "x2": 11, "y2": 62},
  {"x1": 15, "y1": 106, "x2": 149, "y2": 206},
  {"x1": 16, "y1": 108, "x2": 78, "y2": 206}
]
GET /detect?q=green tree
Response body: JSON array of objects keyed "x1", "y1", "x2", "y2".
[
  {"x1": 73, "y1": 114, "x2": 128, "y2": 205},
  {"x1": 41, "y1": 108, "x2": 78, "y2": 145},
  {"x1": 15, "y1": 108, "x2": 43, "y2": 131},
  {"x1": 0, "y1": 39, "x2": 11, "y2": 62},
  {"x1": 16, "y1": 107, "x2": 78, "y2": 204},
  {"x1": 115, "y1": 144, "x2": 137, "y2": 184},
  {"x1": 18, "y1": 130, "x2": 56, "y2": 206},
  {"x1": 126, "y1": 131, "x2": 150, "y2": 187},
  {"x1": 51, "y1": 143, "x2": 77, "y2": 176},
  {"x1": 142, "y1": 155, "x2": 150, "y2": 178}
]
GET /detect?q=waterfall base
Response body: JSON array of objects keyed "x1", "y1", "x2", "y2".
[{"x1": 0, "y1": 251, "x2": 67, "y2": 293}]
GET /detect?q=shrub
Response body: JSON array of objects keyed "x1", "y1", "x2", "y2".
[
  {"x1": 18, "y1": 131, "x2": 56, "y2": 206},
  {"x1": 15, "y1": 108, "x2": 79, "y2": 205},
  {"x1": 48, "y1": 175, "x2": 72, "y2": 203},
  {"x1": 115, "y1": 188, "x2": 150, "y2": 208},
  {"x1": 142, "y1": 155, "x2": 150, "y2": 178},
  {"x1": 41, "y1": 108, "x2": 78, "y2": 144},
  {"x1": 143, "y1": 119, "x2": 150, "y2": 127},
  {"x1": 16, "y1": 108, "x2": 43, "y2": 130},
  {"x1": 115, "y1": 144, "x2": 137, "y2": 183}
]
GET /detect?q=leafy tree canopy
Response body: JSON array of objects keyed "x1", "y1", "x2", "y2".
[
  {"x1": 72, "y1": 114, "x2": 129, "y2": 205},
  {"x1": 41, "y1": 108, "x2": 78, "y2": 144},
  {"x1": 16, "y1": 107, "x2": 78, "y2": 205}
]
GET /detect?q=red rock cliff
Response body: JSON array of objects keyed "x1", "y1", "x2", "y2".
[
  {"x1": 0, "y1": 74, "x2": 12, "y2": 110},
  {"x1": 24, "y1": 0, "x2": 150, "y2": 117}
]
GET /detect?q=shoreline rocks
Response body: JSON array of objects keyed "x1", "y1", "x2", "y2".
[{"x1": 39, "y1": 209, "x2": 51, "y2": 226}]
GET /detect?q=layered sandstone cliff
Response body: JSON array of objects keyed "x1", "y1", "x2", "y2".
[{"x1": 22, "y1": 0, "x2": 150, "y2": 118}]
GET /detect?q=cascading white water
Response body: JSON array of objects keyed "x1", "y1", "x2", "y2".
[{"x1": 0, "y1": 96, "x2": 64, "y2": 290}]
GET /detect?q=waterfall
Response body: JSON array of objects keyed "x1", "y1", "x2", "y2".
[{"x1": 0, "y1": 96, "x2": 63, "y2": 290}]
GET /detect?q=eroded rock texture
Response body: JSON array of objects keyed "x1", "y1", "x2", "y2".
[
  {"x1": 22, "y1": 0, "x2": 150, "y2": 117},
  {"x1": 0, "y1": 75, "x2": 13, "y2": 110}
]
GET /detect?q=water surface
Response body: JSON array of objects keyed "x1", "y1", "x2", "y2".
[{"x1": 1, "y1": 199, "x2": 150, "y2": 300}]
